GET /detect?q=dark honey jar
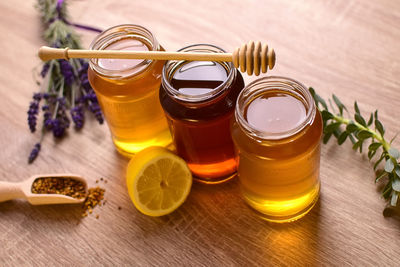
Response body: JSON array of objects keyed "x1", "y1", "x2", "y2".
[{"x1": 160, "y1": 44, "x2": 245, "y2": 184}]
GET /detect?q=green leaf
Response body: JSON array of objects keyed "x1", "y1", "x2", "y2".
[
  {"x1": 323, "y1": 132, "x2": 333, "y2": 144},
  {"x1": 390, "y1": 133, "x2": 399, "y2": 144},
  {"x1": 346, "y1": 123, "x2": 358, "y2": 133},
  {"x1": 324, "y1": 122, "x2": 342, "y2": 134},
  {"x1": 309, "y1": 87, "x2": 328, "y2": 110},
  {"x1": 392, "y1": 179, "x2": 400, "y2": 192},
  {"x1": 333, "y1": 128, "x2": 342, "y2": 138},
  {"x1": 388, "y1": 148, "x2": 400, "y2": 159},
  {"x1": 338, "y1": 131, "x2": 348, "y2": 145},
  {"x1": 395, "y1": 166, "x2": 400, "y2": 178},
  {"x1": 368, "y1": 142, "x2": 382, "y2": 151},
  {"x1": 374, "y1": 154, "x2": 385, "y2": 170},
  {"x1": 354, "y1": 101, "x2": 360, "y2": 114},
  {"x1": 368, "y1": 149, "x2": 377, "y2": 160},
  {"x1": 355, "y1": 113, "x2": 367, "y2": 127},
  {"x1": 318, "y1": 96, "x2": 328, "y2": 111},
  {"x1": 348, "y1": 134, "x2": 356, "y2": 144},
  {"x1": 375, "y1": 170, "x2": 387, "y2": 183},
  {"x1": 375, "y1": 119, "x2": 385, "y2": 136},
  {"x1": 374, "y1": 110, "x2": 378, "y2": 120},
  {"x1": 352, "y1": 140, "x2": 363, "y2": 152},
  {"x1": 321, "y1": 110, "x2": 333, "y2": 121},
  {"x1": 367, "y1": 113, "x2": 373, "y2": 126},
  {"x1": 390, "y1": 192, "x2": 398, "y2": 206},
  {"x1": 382, "y1": 181, "x2": 392, "y2": 199},
  {"x1": 309, "y1": 87, "x2": 318, "y2": 107},
  {"x1": 385, "y1": 159, "x2": 395, "y2": 173},
  {"x1": 357, "y1": 130, "x2": 373, "y2": 140},
  {"x1": 333, "y1": 94, "x2": 346, "y2": 115}
]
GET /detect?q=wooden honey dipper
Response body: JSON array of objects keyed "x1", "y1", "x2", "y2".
[{"x1": 38, "y1": 41, "x2": 276, "y2": 76}]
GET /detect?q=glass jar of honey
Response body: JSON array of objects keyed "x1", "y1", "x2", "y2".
[
  {"x1": 160, "y1": 44, "x2": 245, "y2": 184},
  {"x1": 231, "y1": 76, "x2": 322, "y2": 222},
  {"x1": 88, "y1": 24, "x2": 171, "y2": 156}
]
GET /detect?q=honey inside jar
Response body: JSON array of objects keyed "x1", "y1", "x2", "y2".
[
  {"x1": 160, "y1": 44, "x2": 244, "y2": 184},
  {"x1": 231, "y1": 77, "x2": 322, "y2": 223},
  {"x1": 88, "y1": 25, "x2": 171, "y2": 156},
  {"x1": 245, "y1": 92, "x2": 306, "y2": 133}
]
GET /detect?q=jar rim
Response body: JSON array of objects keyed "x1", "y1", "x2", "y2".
[
  {"x1": 161, "y1": 44, "x2": 235, "y2": 103},
  {"x1": 235, "y1": 76, "x2": 316, "y2": 140},
  {"x1": 89, "y1": 24, "x2": 159, "y2": 79}
]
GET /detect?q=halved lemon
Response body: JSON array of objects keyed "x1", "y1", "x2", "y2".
[{"x1": 126, "y1": 147, "x2": 192, "y2": 216}]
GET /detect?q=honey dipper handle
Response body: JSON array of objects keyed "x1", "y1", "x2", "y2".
[
  {"x1": 39, "y1": 42, "x2": 276, "y2": 76},
  {"x1": 38, "y1": 46, "x2": 233, "y2": 62}
]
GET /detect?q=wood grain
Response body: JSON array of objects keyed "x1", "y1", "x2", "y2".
[{"x1": 1, "y1": 0, "x2": 400, "y2": 265}]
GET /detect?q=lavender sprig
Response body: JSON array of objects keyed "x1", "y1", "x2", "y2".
[
  {"x1": 28, "y1": 0, "x2": 103, "y2": 163},
  {"x1": 70, "y1": 104, "x2": 84, "y2": 130},
  {"x1": 28, "y1": 143, "x2": 41, "y2": 163},
  {"x1": 27, "y1": 93, "x2": 42, "y2": 132}
]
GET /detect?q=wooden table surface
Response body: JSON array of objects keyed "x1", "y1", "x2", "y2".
[{"x1": 1, "y1": 0, "x2": 400, "y2": 265}]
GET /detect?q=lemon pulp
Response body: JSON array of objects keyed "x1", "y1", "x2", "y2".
[{"x1": 126, "y1": 147, "x2": 192, "y2": 216}]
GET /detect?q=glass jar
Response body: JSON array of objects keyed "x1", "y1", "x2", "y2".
[
  {"x1": 88, "y1": 24, "x2": 171, "y2": 156},
  {"x1": 160, "y1": 44, "x2": 245, "y2": 184},
  {"x1": 231, "y1": 76, "x2": 323, "y2": 222}
]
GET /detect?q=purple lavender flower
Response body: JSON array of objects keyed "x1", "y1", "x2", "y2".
[
  {"x1": 52, "y1": 119, "x2": 65, "y2": 137},
  {"x1": 83, "y1": 92, "x2": 103, "y2": 124},
  {"x1": 81, "y1": 76, "x2": 91, "y2": 91},
  {"x1": 56, "y1": 0, "x2": 64, "y2": 17},
  {"x1": 43, "y1": 93, "x2": 50, "y2": 100},
  {"x1": 77, "y1": 62, "x2": 104, "y2": 124},
  {"x1": 57, "y1": 97, "x2": 66, "y2": 106},
  {"x1": 70, "y1": 104, "x2": 84, "y2": 129},
  {"x1": 28, "y1": 143, "x2": 41, "y2": 164},
  {"x1": 40, "y1": 62, "x2": 50, "y2": 78},
  {"x1": 42, "y1": 104, "x2": 53, "y2": 130},
  {"x1": 51, "y1": 116, "x2": 70, "y2": 138},
  {"x1": 78, "y1": 59, "x2": 86, "y2": 66},
  {"x1": 53, "y1": 41, "x2": 62, "y2": 49},
  {"x1": 27, "y1": 0, "x2": 105, "y2": 165},
  {"x1": 33, "y1": 93, "x2": 42, "y2": 101},
  {"x1": 85, "y1": 91, "x2": 97, "y2": 102},
  {"x1": 59, "y1": 59, "x2": 74, "y2": 86},
  {"x1": 51, "y1": 97, "x2": 70, "y2": 137},
  {"x1": 54, "y1": 0, "x2": 103, "y2": 33},
  {"x1": 89, "y1": 102, "x2": 104, "y2": 124},
  {"x1": 27, "y1": 93, "x2": 42, "y2": 132},
  {"x1": 78, "y1": 62, "x2": 91, "y2": 91}
]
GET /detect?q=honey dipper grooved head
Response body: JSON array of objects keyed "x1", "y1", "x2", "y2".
[{"x1": 232, "y1": 41, "x2": 276, "y2": 76}]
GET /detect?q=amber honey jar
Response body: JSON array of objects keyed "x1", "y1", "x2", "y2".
[
  {"x1": 160, "y1": 44, "x2": 245, "y2": 184},
  {"x1": 231, "y1": 76, "x2": 322, "y2": 222},
  {"x1": 88, "y1": 24, "x2": 171, "y2": 156}
]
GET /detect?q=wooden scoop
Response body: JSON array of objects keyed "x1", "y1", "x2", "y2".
[
  {"x1": 38, "y1": 41, "x2": 276, "y2": 76},
  {"x1": 0, "y1": 174, "x2": 87, "y2": 205}
]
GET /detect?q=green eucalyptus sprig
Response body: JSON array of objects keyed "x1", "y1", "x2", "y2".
[{"x1": 309, "y1": 88, "x2": 400, "y2": 211}]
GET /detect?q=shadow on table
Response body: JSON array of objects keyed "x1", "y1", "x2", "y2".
[
  {"x1": 130, "y1": 178, "x2": 324, "y2": 265},
  {"x1": 0, "y1": 200, "x2": 84, "y2": 225}
]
